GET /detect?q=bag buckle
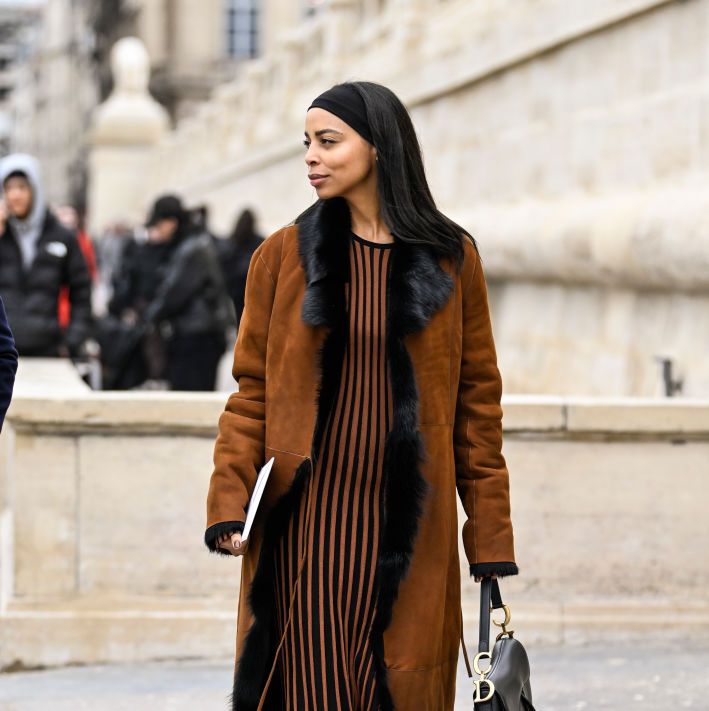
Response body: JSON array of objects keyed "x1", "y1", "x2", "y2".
[{"x1": 491, "y1": 602, "x2": 515, "y2": 641}]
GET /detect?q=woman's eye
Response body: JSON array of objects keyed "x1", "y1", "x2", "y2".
[{"x1": 302, "y1": 138, "x2": 335, "y2": 148}]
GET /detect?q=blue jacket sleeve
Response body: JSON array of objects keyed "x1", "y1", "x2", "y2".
[{"x1": 0, "y1": 296, "x2": 18, "y2": 430}]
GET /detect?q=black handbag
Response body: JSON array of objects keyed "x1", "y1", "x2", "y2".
[{"x1": 460, "y1": 577, "x2": 536, "y2": 709}]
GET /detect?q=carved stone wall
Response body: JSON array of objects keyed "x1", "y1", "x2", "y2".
[{"x1": 89, "y1": 0, "x2": 709, "y2": 395}]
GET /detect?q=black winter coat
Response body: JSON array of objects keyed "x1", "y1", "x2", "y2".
[
  {"x1": 0, "y1": 210, "x2": 92, "y2": 356},
  {"x1": 108, "y1": 238, "x2": 173, "y2": 318},
  {"x1": 0, "y1": 295, "x2": 18, "y2": 428},
  {"x1": 143, "y1": 231, "x2": 234, "y2": 337}
]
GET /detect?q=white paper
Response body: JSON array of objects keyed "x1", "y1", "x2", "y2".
[{"x1": 242, "y1": 456, "x2": 275, "y2": 542}]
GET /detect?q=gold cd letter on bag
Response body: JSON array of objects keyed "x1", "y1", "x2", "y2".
[
  {"x1": 472, "y1": 651, "x2": 495, "y2": 702},
  {"x1": 473, "y1": 679, "x2": 495, "y2": 703}
]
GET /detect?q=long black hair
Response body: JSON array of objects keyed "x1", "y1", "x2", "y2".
[
  {"x1": 230, "y1": 207, "x2": 260, "y2": 246},
  {"x1": 296, "y1": 80, "x2": 474, "y2": 267}
]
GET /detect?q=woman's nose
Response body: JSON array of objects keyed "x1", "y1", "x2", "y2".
[{"x1": 304, "y1": 145, "x2": 318, "y2": 166}]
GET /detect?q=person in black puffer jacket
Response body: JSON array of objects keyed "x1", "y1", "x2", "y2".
[
  {"x1": 0, "y1": 154, "x2": 92, "y2": 358},
  {"x1": 138, "y1": 194, "x2": 234, "y2": 391}
]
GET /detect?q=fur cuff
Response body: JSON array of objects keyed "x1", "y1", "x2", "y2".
[
  {"x1": 470, "y1": 561, "x2": 519, "y2": 578},
  {"x1": 204, "y1": 520, "x2": 245, "y2": 555}
]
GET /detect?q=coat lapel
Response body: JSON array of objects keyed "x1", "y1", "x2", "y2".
[{"x1": 296, "y1": 196, "x2": 454, "y2": 333}]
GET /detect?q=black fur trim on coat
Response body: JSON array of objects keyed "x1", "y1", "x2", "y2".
[
  {"x1": 470, "y1": 561, "x2": 520, "y2": 578},
  {"x1": 231, "y1": 458, "x2": 312, "y2": 710},
  {"x1": 204, "y1": 520, "x2": 245, "y2": 556},
  {"x1": 231, "y1": 197, "x2": 454, "y2": 710}
]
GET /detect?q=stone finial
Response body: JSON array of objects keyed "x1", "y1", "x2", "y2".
[
  {"x1": 111, "y1": 37, "x2": 151, "y2": 94},
  {"x1": 91, "y1": 37, "x2": 169, "y2": 145}
]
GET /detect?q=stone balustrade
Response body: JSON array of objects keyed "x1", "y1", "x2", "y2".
[{"x1": 0, "y1": 360, "x2": 707, "y2": 669}]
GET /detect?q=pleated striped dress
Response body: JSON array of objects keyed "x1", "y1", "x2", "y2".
[{"x1": 268, "y1": 230, "x2": 394, "y2": 710}]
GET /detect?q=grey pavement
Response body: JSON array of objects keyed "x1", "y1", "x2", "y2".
[{"x1": 1, "y1": 640, "x2": 708, "y2": 709}]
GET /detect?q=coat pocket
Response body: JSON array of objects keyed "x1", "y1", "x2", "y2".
[{"x1": 263, "y1": 445, "x2": 309, "y2": 507}]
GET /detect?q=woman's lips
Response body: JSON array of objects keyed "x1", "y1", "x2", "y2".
[{"x1": 309, "y1": 175, "x2": 328, "y2": 186}]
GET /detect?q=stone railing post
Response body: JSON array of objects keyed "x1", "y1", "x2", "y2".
[{"x1": 87, "y1": 37, "x2": 169, "y2": 235}]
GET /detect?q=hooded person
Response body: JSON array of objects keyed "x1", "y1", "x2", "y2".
[{"x1": 0, "y1": 153, "x2": 92, "y2": 357}]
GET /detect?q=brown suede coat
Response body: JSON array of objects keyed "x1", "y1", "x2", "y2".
[{"x1": 204, "y1": 198, "x2": 517, "y2": 711}]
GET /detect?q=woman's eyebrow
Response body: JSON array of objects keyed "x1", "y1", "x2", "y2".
[{"x1": 304, "y1": 128, "x2": 344, "y2": 138}]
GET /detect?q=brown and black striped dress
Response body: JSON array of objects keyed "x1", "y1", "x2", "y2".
[{"x1": 269, "y1": 230, "x2": 394, "y2": 710}]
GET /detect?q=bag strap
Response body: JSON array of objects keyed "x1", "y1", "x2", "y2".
[
  {"x1": 478, "y1": 577, "x2": 504, "y2": 653},
  {"x1": 459, "y1": 607, "x2": 473, "y2": 678}
]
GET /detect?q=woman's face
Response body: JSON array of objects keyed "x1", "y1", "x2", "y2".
[{"x1": 303, "y1": 108, "x2": 377, "y2": 200}]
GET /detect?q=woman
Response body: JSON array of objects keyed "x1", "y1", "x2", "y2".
[{"x1": 204, "y1": 81, "x2": 518, "y2": 711}]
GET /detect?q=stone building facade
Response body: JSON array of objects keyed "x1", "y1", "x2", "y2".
[
  {"x1": 3, "y1": 0, "x2": 266, "y2": 205},
  {"x1": 7, "y1": 0, "x2": 98, "y2": 208},
  {"x1": 90, "y1": 0, "x2": 709, "y2": 397}
]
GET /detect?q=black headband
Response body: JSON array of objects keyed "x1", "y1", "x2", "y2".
[{"x1": 307, "y1": 84, "x2": 374, "y2": 145}]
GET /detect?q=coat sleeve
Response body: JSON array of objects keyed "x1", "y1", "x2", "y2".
[
  {"x1": 453, "y1": 241, "x2": 518, "y2": 580},
  {"x1": 0, "y1": 296, "x2": 18, "y2": 430},
  {"x1": 108, "y1": 241, "x2": 137, "y2": 316},
  {"x1": 203, "y1": 234, "x2": 280, "y2": 555}
]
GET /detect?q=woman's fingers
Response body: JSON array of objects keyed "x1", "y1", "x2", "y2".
[
  {"x1": 216, "y1": 533, "x2": 231, "y2": 550},
  {"x1": 214, "y1": 531, "x2": 246, "y2": 556},
  {"x1": 474, "y1": 573, "x2": 499, "y2": 583},
  {"x1": 230, "y1": 532, "x2": 244, "y2": 555}
]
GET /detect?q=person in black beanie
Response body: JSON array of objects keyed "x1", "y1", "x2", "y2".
[
  {"x1": 141, "y1": 194, "x2": 233, "y2": 391},
  {"x1": 107, "y1": 194, "x2": 233, "y2": 390}
]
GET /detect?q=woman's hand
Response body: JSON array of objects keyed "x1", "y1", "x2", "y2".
[
  {"x1": 474, "y1": 573, "x2": 498, "y2": 583},
  {"x1": 217, "y1": 531, "x2": 247, "y2": 556}
]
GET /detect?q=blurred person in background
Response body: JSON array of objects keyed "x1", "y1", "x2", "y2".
[
  {"x1": 0, "y1": 295, "x2": 18, "y2": 430},
  {"x1": 55, "y1": 205, "x2": 97, "y2": 277},
  {"x1": 216, "y1": 207, "x2": 263, "y2": 328},
  {"x1": 191, "y1": 204, "x2": 219, "y2": 243},
  {"x1": 109, "y1": 194, "x2": 233, "y2": 391},
  {"x1": 106, "y1": 216, "x2": 173, "y2": 389},
  {"x1": 93, "y1": 220, "x2": 134, "y2": 317},
  {"x1": 55, "y1": 204, "x2": 98, "y2": 328},
  {"x1": 0, "y1": 154, "x2": 92, "y2": 358}
]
